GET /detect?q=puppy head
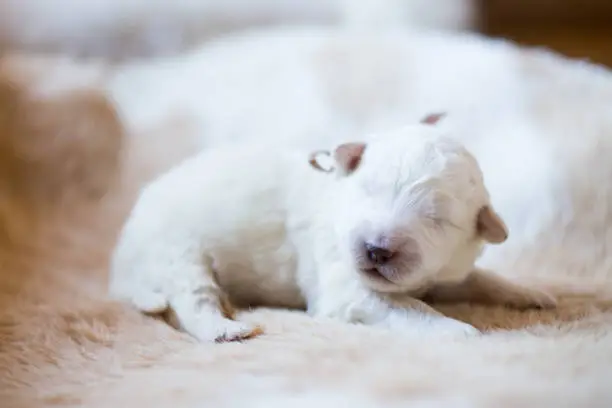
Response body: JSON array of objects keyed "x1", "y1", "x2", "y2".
[{"x1": 323, "y1": 124, "x2": 507, "y2": 293}]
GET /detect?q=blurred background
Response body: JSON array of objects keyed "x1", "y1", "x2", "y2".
[
  {"x1": 479, "y1": 0, "x2": 612, "y2": 67},
  {"x1": 1, "y1": 0, "x2": 610, "y2": 66}
]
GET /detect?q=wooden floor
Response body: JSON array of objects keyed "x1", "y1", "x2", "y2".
[
  {"x1": 481, "y1": 26, "x2": 612, "y2": 68},
  {"x1": 478, "y1": 0, "x2": 612, "y2": 68}
]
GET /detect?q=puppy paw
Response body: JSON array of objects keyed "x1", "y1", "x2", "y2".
[
  {"x1": 214, "y1": 322, "x2": 264, "y2": 343},
  {"x1": 192, "y1": 320, "x2": 263, "y2": 343},
  {"x1": 130, "y1": 291, "x2": 169, "y2": 314},
  {"x1": 503, "y1": 287, "x2": 558, "y2": 310}
]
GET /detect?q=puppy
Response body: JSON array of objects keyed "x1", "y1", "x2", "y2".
[{"x1": 109, "y1": 122, "x2": 556, "y2": 342}]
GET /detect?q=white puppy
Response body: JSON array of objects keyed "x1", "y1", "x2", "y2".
[{"x1": 109, "y1": 120, "x2": 556, "y2": 342}]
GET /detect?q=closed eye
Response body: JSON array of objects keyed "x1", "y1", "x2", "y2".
[{"x1": 426, "y1": 216, "x2": 465, "y2": 232}]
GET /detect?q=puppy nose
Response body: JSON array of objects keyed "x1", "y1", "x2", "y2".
[{"x1": 365, "y1": 243, "x2": 396, "y2": 265}]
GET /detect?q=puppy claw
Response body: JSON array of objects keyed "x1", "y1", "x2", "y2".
[{"x1": 212, "y1": 322, "x2": 264, "y2": 343}]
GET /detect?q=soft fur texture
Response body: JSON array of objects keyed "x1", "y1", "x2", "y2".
[
  {"x1": 2, "y1": 28, "x2": 612, "y2": 407},
  {"x1": 0, "y1": 0, "x2": 475, "y2": 59},
  {"x1": 110, "y1": 125, "x2": 548, "y2": 342}
]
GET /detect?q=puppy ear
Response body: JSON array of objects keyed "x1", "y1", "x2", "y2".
[
  {"x1": 476, "y1": 205, "x2": 508, "y2": 244},
  {"x1": 334, "y1": 142, "x2": 366, "y2": 175},
  {"x1": 421, "y1": 112, "x2": 446, "y2": 125},
  {"x1": 308, "y1": 150, "x2": 334, "y2": 173}
]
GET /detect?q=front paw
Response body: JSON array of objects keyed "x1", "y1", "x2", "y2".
[
  {"x1": 190, "y1": 320, "x2": 264, "y2": 343},
  {"x1": 503, "y1": 286, "x2": 558, "y2": 310}
]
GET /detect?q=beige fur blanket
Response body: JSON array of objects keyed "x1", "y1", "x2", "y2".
[{"x1": 1, "y1": 29, "x2": 612, "y2": 407}]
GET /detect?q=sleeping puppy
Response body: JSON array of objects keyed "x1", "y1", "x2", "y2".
[{"x1": 109, "y1": 118, "x2": 556, "y2": 342}]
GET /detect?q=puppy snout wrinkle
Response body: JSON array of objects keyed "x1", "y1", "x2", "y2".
[{"x1": 365, "y1": 243, "x2": 396, "y2": 265}]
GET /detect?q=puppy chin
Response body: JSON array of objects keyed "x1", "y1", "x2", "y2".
[
  {"x1": 358, "y1": 268, "x2": 405, "y2": 293},
  {"x1": 359, "y1": 264, "x2": 431, "y2": 294}
]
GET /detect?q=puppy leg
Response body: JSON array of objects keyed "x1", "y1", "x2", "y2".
[
  {"x1": 309, "y1": 264, "x2": 480, "y2": 337},
  {"x1": 168, "y1": 266, "x2": 263, "y2": 343},
  {"x1": 423, "y1": 267, "x2": 557, "y2": 309},
  {"x1": 375, "y1": 295, "x2": 481, "y2": 337}
]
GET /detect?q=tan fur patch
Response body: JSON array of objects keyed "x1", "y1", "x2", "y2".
[{"x1": 0, "y1": 67, "x2": 124, "y2": 244}]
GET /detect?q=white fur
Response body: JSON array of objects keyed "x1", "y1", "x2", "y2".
[
  {"x1": 103, "y1": 28, "x2": 589, "y2": 276},
  {"x1": 110, "y1": 119, "x2": 559, "y2": 342},
  {"x1": 110, "y1": 126, "x2": 499, "y2": 341}
]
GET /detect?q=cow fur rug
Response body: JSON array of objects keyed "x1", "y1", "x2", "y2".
[{"x1": 1, "y1": 28, "x2": 612, "y2": 407}]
